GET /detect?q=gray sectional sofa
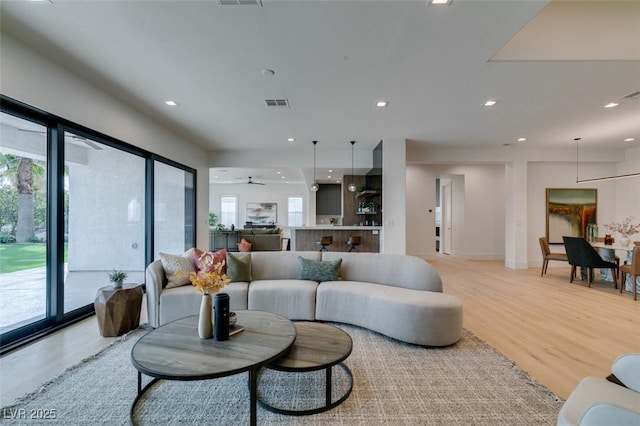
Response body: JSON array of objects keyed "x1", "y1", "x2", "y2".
[{"x1": 145, "y1": 251, "x2": 463, "y2": 346}]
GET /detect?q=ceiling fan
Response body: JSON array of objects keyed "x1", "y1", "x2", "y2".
[{"x1": 243, "y1": 176, "x2": 265, "y2": 185}]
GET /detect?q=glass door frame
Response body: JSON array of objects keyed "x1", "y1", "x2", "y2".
[{"x1": 0, "y1": 95, "x2": 196, "y2": 352}]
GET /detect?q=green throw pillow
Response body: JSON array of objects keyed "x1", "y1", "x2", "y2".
[
  {"x1": 227, "y1": 252, "x2": 252, "y2": 282},
  {"x1": 297, "y1": 256, "x2": 342, "y2": 282}
]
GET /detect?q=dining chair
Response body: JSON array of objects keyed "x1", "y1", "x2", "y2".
[
  {"x1": 619, "y1": 246, "x2": 639, "y2": 301},
  {"x1": 538, "y1": 236, "x2": 568, "y2": 277},
  {"x1": 562, "y1": 236, "x2": 618, "y2": 288}
]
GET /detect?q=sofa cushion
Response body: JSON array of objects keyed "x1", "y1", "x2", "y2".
[
  {"x1": 250, "y1": 251, "x2": 321, "y2": 280},
  {"x1": 160, "y1": 250, "x2": 195, "y2": 289},
  {"x1": 194, "y1": 248, "x2": 227, "y2": 274},
  {"x1": 159, "y1": 282, "x2": 249, "y2": 326},
  {"x1": 227, "y1": 252, "x2": 252, "y2": 282},
  {"x1": 248, "y1": 279, "x2": 318, "y2": 320},
  {"x1": 297, "y1": 256, "x2": 342, "y2": 282}
]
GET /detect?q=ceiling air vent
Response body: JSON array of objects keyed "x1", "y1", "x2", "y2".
[
  {"x1": 265, "y1": 99, "x2": 289, "y2": 108},
  {"x1": 621, "y1": 90, "x2": 640, "y2": 100},
  {"x1": 217, "y1": 0, "x2": 262, "y2": 6}
]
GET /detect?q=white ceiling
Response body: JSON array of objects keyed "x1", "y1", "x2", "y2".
[{"x1": 1, "y1": 1, "x2": 639, "y2": 168}]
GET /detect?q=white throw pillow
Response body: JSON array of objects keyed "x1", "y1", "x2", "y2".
[{"x1": 160, "y1": 249, "x2": 195, "y2": 288}]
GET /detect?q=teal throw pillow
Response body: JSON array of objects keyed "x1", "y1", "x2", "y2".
[
  {"x1": 297, "y1": 256, "x2": 342, "y2": 282},
  {"x1": 227, "y1": 252, "x2": 252, "y2": 282}
]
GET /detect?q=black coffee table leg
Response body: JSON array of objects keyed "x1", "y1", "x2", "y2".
[
  {"x1": 249, "y1": 367, "x2": 257, "y2": 426},
  {"x1": 326, "y1": 367, "x2": 332, "y2": 405}
]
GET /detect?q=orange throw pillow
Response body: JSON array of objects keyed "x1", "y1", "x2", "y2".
[{"x1": 238, "y1": 238, "x2": 253, "y2": 252}]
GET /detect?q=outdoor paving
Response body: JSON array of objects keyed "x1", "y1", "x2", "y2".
[{"x1": 0, "y1": 267, "x2": 144, "y2": 334}]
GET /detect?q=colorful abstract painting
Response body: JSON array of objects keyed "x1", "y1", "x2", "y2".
[{"x1": 546, "y1": 188, "x2": 597, "y2": 244}]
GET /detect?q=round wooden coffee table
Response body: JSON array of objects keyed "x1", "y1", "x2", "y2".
[
  {"x1": 257, "y1": 321, "x2": 353, "y2": 416},
  {"x1": 130, "y1": 310, "x2": 296, "y2": 426}
]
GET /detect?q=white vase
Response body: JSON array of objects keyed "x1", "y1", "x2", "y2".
[
  {"x1": 198, "y1": 294, "x2": 213, "y2": 339},
  {"x1": 620, "y1": 237, "x2": 631, "y2": 247}
]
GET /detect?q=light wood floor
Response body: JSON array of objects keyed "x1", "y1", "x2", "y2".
[
  {"x1": 1, "y1": 256, "x2": 639, "y2": 407},
  {"x1": 431, "y1": 256, "x2": 640, "y2": 399}
]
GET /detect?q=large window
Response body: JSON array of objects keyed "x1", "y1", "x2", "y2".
[
  {"x1": 0, "y1": 112, "x2": 48, "y2": 335},
  {"x1": 287, "y1": 196, "x2": 304, "y2": 227},
  {"x1": 0, "y1": 96, "x2": 196, "y2": 351},
  {"x1": 220, "y1": 195, "x2": 237, "y2": 229},
  {"x1": 154, "y1": 161, "x2": 195, "y2": 258}
]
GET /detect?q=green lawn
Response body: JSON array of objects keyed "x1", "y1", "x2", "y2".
[{"x1": 0, "y1": 243, "x2": 68, "y2": 274}]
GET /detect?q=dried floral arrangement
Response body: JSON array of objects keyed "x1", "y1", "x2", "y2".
[
  {"x1": 189, "y1": 261, "x2": 230, "y2": 295},
  {"x1": 602, "y1": 216, "x2": 640, "y2": 238}
]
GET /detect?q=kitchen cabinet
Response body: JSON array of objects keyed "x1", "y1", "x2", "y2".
[{"x1": 316, "y1": 184, "x2": 341, "y2": 215}]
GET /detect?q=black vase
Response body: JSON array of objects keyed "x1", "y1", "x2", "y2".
[{"x1": 214, "y1": 293, "x2": 230, "y2": 341}]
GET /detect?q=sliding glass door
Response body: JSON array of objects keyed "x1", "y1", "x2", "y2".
[
  {"x1": 63, "y1": 131, "x2": 146, "y2": 313},
  {"x1": 0, "y1": 112, "x2": 48, "y2": 335},
  {"x1": 153, "y1": 161, "x2": 195, "y2": 257},
  {"x1": 0, "y1": 96, "x2": 196, "y2": 351}
]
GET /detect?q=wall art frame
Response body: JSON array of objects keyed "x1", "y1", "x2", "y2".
[
  {"x1": 546, "y1": 188, "x2": 597, "y2": 244},
  {"x1": 246, "y1": 202, "x2": 277, "y2": 226}
]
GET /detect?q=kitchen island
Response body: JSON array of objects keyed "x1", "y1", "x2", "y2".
[{"x1": 290, "y1": 226, "x2": 382, "y2": 252}]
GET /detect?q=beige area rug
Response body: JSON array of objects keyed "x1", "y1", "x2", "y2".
[{"x1": 1, "y1": 324, "x2": 563, "y2": 425}]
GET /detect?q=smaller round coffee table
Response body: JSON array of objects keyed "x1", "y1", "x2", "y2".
[{"x1": 257, "y1": 321, "x2": 353, "y2": 416}]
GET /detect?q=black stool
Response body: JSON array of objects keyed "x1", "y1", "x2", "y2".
[
  {"x1": 346, "y1": 236, "x2": 361, "y2": 252},
  {"x1": 317, "y1": 236, "x2": 333, "y2": 252}
]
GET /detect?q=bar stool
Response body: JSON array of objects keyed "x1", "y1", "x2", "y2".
[
  {"x1": 346, "y1": 236, "x2": 361, "y2": 252},
  {"x1": 317, "y1": 236, "x2": 333, "y2": 252}
]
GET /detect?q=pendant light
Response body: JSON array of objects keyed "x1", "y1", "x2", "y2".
[
  {"x1": 311, "y1": 140, "x2": 319, "y2": 192},
  {"x1": 348, "y1": 140, "x2": 357, "y2": 192}
]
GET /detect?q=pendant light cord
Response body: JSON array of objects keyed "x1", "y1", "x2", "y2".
[{"x1": 313, "y1": 140, "x2": 317, "y2": 183}]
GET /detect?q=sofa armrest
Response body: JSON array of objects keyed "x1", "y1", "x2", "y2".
[
  {"x1": 612, "y1": 353, "x2": 640, "y2": 393},
  {"x1": 145, "y1": 260, "x2": 165, "y2": 328},
  {"x1": 579, "y1": 403, "x2": 640, "y2": 426}
]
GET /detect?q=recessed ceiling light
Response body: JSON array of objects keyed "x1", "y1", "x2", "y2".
[
  {"x1": 624, "y1": 138, "x2": 635, "y2": 142},
  {"x1": 165, "y1": 100, "x2": 178, "y2": 106},
  {"x1": 428, "y1": 0, "x2": 452, "y2": 5},
  {"x1": 281, "y1": 176, "x2": 285, "y2": 179},
  {"x1": 517, "y1": 138, "x2": 527, "y2": 142},
  {"x1": 287, "y1": 138, "x2": 295, "y2": 142},
  {"x1": 376, "y1": 101, "x2": 388, "y2": 108},
  {"x1": 484, "y1": 100, "x2": 497, "y2": 107},
  {"x1": 327, "y1": 175, "x2": 332, "y2": 179},
  {"x1": 604, "y1": 102, "x2": 619, "y2": 108},
  {"x1": 276, "y1": 171, "x2": 281, "y2": 174},
  {"x1": 328, "y1": 169, "x2": 333, "y2": 173}
]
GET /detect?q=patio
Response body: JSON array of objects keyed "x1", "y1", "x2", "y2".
[{"x1": 0, "y1": 266, "x2": 144, "y2": 334}]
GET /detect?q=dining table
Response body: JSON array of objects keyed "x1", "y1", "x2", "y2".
[{"x1": 591, "y1": 241, "x2": 639, "y2": 294}]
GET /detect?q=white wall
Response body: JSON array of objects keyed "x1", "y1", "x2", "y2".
[
  {"x1": 382, "y1": 138, "x2": 406, "y2": 254},
  {"x1": 615, "y1": 146, "x2": 640, "y2": 220},
  {"x1": 406, "y1": 163, "x2": 506, "y2": 260},
  {"x1": 1, "y1": 33, "x2": 211, "y2": 252},
  {"x1": 527, "y1": 161, "x2": 627, "y2": 267}
]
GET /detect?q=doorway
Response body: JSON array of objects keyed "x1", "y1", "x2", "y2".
[{"x1": 442, "y1": 182, "x2": 452, "y2": 255}]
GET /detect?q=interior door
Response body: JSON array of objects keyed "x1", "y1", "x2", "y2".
[{"x1": 442, "y1": 183, "x2": 452, "y2": 255}]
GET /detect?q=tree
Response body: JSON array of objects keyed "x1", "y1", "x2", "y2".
[{"x1": 0, "y1": 154, "x2": 45, "y2": 243}]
